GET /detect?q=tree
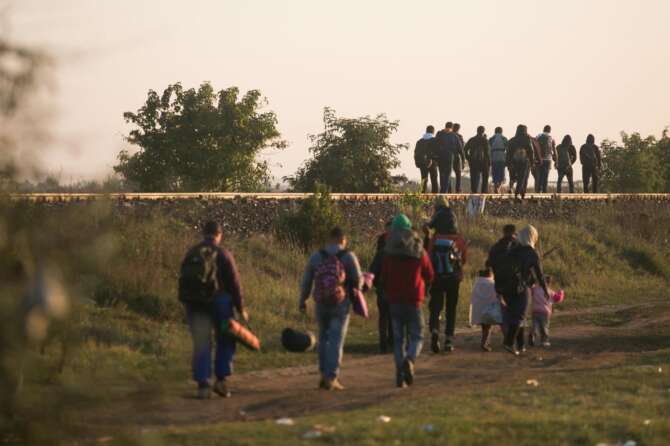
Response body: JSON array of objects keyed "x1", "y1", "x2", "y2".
[
  {"x1": 115, "y1": 82, "x2": 286, "y2": 192},
  {"x1": 288, "y1": 108, "x2": 407, "y2": 192},
  {"x1": 601, "y1": 131, "x2": 668, "y2": 193}
]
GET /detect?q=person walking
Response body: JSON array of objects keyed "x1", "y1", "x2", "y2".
[
  {"x1": 452, "y1": 123, "x2": 466, "y2": 193},
  {"x1": 381, "y1": 214, "x2": 434, "y2": 387},
  {"x1": 369, "y1": 220, "x2": 394, "y2": 353},
  {"x1": 178, "y1": 221, "x2": 248, "y2": 399},
  {"x1": 464, "y1": 126, "x2": 491, "y2": 193},
  {"x1": 580, "y1": 134, "x2": 602, "y2": 193},
  {"x1": 300, "y1": 227, "x2": 363, "y2": 390},
  {"x1": 506, "y1": 125, "x2": 535, "y2": 199},
  {"x1": 555, "y1": 135, "x2": 577, "y2": 193},
  {"x1": 414, "y1": 125, "x2": 439, "y2": 194},
  {"x1": 493, "y1": 225, "x2": 549, "y2": 355},
  {"x1": 536, "y1": 125, "x2": 557, "y2": 193},
  {"x1": 435, "y1": 122, "x2": 462, "y2": 194},
  {"x1": 426, "y1": 211, "x2": 467, "y2": 353},
  {"x1": 489, "y1": 127, "x2": 509, "y2": 193}
]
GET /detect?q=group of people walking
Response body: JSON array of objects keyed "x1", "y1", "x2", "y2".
[
  {"x1": 178, "y1": 197, "x2": 562, "y2": 397},
  {"x1": 414, "y1": 123, "x2": 604, "y2": 198}
]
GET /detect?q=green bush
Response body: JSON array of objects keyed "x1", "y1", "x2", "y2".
[{"x1": 275, "y1": 184, "x2": 344, "y2": 251}]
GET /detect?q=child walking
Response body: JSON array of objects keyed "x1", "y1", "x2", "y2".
[
  {"x1": 469, "y1": 269, "x2": 502, "y2": 352},
  {"x1": 529, "y1": 275, "x2": 564, "y2": 347}
]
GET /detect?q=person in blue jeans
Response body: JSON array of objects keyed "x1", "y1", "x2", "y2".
[
  {"x1": 300, "y1": 227, "x2": 362, "y2": 390},
  {"x1": 179, "y1": 221, "x2": 248, "y2": 399},
  {"x1": 381, "y1": 214, "x2": 434, "y2": 387}
]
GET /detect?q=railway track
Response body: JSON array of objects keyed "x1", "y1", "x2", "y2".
[{"x1": 6, "y1": 192, "x2": 670, "y2": 202}]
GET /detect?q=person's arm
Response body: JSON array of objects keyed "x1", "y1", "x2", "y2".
[
  {"x1": 459, "y1": 138, "x2": 466, "y2": 165},
  {"x1": 579, "y1": 145, "x2": 586, "y2": 165},
  {"x1": 485, "y1": 139, "x2": 491, "y2": 165},
  {"x1": 570, "y1": 145, "x2": 577, "y2": 165},
  {"x1": 344, "y1": 252, "x2": 363, "y2": 290},
  {"x1": 459, "y1": 237, "x2": 468, "y2": 265},
  {"x1": 299, "y1": 254, "x2": 317, "y2": 309},
  {"x1": 532, "y1": 253, "x2": 549, "y2": 297},
  {"x1": 219, "y1": 249, "x2": 244, "y2": 315},
  {"x1": 463, "y1": 139, "x2": 472, "y2": 163},
  {"x1": 551, "y1": 138, "x2": 557, "y2": 162},
  {"x1": 596, "y1": 146, "x2": 603, "y2": 171},
  {"x1": 421, "y1": 251, "x2": 435, "y2": 285}
]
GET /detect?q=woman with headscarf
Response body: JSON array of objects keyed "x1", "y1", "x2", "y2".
[
  {"x1": 497, "y1": 225, "x2": 549, "y2": 355},
  {"x1": 506, "y1": 125, "x2": 536, "y2": 199},
  {"x1": 556, "y1": 135, "x2": 577, "y2": 193}
]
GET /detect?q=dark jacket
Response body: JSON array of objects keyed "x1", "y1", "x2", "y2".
[
  {"x1": 486, "y1": 236, "x2": 517, "y2": 271},
  {"x1": 182, "y1": 238, "x2": 244, "y2": 313},
  {"x1": 507, "y1": 135, "x2": 535, "y2": 168},
  {"x1": 464, "y1": 134, "x2": 491, "y2": 168},
  {"x1": 580, "y1": 136, "x2": 602, "y2": 170},
  {"x1": 435, "y1": 130, "x2": 464, "y2": 163},
  {"x1": 414, "y1": 138, "x2": 433, "y2": 168},
  {"x1": 381, "y1": 230, "x2": 434, "y2": 307},
  {"x1": 427, "y1": 206, "x2": 457, "y2": 235},
  {"x1": 370, "y1": 231, "x2": 389, "y2": 288},
  {"x1": 512, "y1": 245, "x2": 548, "y2": 294},
  {"x1": 556, "y1": 144, "x2": 577, "y2": 171}
]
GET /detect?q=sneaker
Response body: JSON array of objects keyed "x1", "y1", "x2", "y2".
[
  {"x1": 213, "y1": 380, "x2": 231, "y2": 398},
  {"x1": 503, "y1": 344, "x2": 520, "y2": 356},
  {"x1": 481, "y1": 343, "x2": 493, "y2": 352},
  {"x1": 396, "y1": 371, "x2": 407, "y2": 388},
  {"x1": 541, "y1": 341, "x2": 551, "y2": 348},
  {"x1": 444, "y1": 338, "x2": 454, "y2": 353},
  {"x1": 318, "y1": 376, "x2": 328, "y2": 389},
  {"x1": 430, "y1": 333, "x2": 440, "y2": 354},
  {"x1": 196, "y1": 385, "x2": 212, "y2": 400},
  {"x1": 329, "y1": 378, "x2": 345, "y2": 391},
  {"x1": 402, "y1": 358, "x2": 415, "y2": 386}
]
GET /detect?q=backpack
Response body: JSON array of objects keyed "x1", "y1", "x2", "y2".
[
  {"x1": 537, "y1": 134, "x2": 552, "y2": 159},
  {"x1": 492, "y1": 244, "x2": 524, "y2": 295},
  {"x1": 313, "y1": 250, "x2": 347, "y2": 304},
  {"x1": 470, "y1": 137, "x2": 486, "y2": 164},
  {"x1": 511, "y1": 145, "x2": 528, "y2": 164},
  {"x1": 557, "y1": 145, "x2": 572, "y2": 171},
  {"x1": 490, "y1": 135, "x2": 506, "y2": 163},
  {"x1": 414, "y1": 138, "x2": 431, "y2": 168},
  {"x1": 428, "y1": 135, "x2": 442, "y2": 161},
  {"x1": 178, "y1": 243, "x2": 219, "y2": 304},
  {"x1": 431, "y1": 238, "x2": 462, "y2": 283}
]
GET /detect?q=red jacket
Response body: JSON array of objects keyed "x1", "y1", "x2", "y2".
[
  {"x1": 427, "y1": 234, "x2": 468, "y2": 281},
  {"x1": 381, "y1": 251, "x2": 434, "y2": 307}
]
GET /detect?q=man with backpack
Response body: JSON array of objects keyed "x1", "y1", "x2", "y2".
[
  {"x1": 299, "y1": 227, "x2": 363, "y2": 390},
  {"x1": 464, "y1": 126, "x2": 491, "y2": 193},
  {"x1": 489, "y1": 127, "x2": 508, "y2": 193},
  {"x1": 556, "y1": 135, "x2": 577, "y2": 193},
  {"x1": 426, "y1": 214, "x2": 467, "y2": 353},
  {"x1": 580, "y1": 134, "x2": 602, "y2": 193},
  {"x1": 178, "y1": 221, "x2": 247, "y2": 399},
  {"x1": 381, "y1": 214, "x2": 434, "y2": 387},
  {"x1": 536, "y1": 125, "x2": 557, "y2": 193},
  {"x1": 414, "y1": 125, "x2": 439, "y2": 194},
  {"x1": 506, "y1": 125, "x2": 536, "y2": 199},
  {"x1": 434, "y1": 122, "x2": 463, "y2": 194}
]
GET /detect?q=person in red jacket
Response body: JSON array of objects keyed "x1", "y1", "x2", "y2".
[
  {"x1": 382, "y1": 214, "x2": 434, "y2": 388},
  {"x1": 426, "y1": 217, "x2": 468, "y2": 353}
]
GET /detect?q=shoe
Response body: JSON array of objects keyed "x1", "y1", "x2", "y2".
[
  {"x1": 444, "y1": 338, "x2": 454, "y2": 353},
  {"x1": 196, "y1": 385, "x2": 212, "y2": 399},
  {"x1": 542, "y1": 341, "x2": 551, "y2": 348},
  {"x1": 329, "y1": 378, "x2": 345, "y2": 391},
  {"x1": 396, "y1": 371, "x2": 407, "y2": 388},
  {"x1": 402, "y1": 358, "x2": 415, "y2": 386},
  {"x1": 503, "y1": 344, "x2": 520, "y2": 356},
  {"x1": 430, "y1": 333, "x2": 440, "y2": 354},
  {"x1": 213, "y1": 380, "x2": 231, "y2": 398},
  {"x1": 481, "y1": 343, "x2": 493, "y2": 352}
]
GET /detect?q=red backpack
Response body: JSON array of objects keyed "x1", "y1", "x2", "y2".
[{"x1": 313, "y1": 250, "x2": 347, "y2": 304}]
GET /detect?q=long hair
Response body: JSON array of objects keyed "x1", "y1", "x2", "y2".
[
  {"x1": 517, "y1": 225, "x2": 538, "y2": 249},
  {"x1": 561, "y1": 135, "x2": 572, "y2": 146}
]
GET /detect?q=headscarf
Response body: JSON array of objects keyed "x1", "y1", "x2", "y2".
[{"x1": 517, "y1": 225, "x2": 538, "y2": 249}]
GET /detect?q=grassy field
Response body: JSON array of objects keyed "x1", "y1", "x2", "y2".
[{"x1": 2, "y1": 201, "x2": 669, "y2": 445}]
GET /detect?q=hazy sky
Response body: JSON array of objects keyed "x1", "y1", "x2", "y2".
[{"x1": 10, "y1": 0, "x2": 670, "y2": 183}]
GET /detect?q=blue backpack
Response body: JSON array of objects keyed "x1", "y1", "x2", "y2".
[{"x1": 431, "y1": 238, "x2": 462, "y2": 282}]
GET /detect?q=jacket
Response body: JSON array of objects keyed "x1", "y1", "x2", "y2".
[
  {"x1": 435, "y1": 130, "x2": 464, "y2": 163},
  {"x1": 580, "y1": 143, "x2": 602, "y2": 170},
  {"x1": 414, "y1": 134, "x2": 434, "y2": 168},
  {"x1": 300, "y1": 244, "x2": 363, "y2": 305},
  {"x1": 464, "y1": 134, "x2": 491, "y2": 168},
  {"x1": 536, "y1": 132, "x2": 557, "y2": 161},
  {"x1": 381, "y1": 229, "x2": 434, "y2": 307},
  {"x1": 506, "y1": 135, "x2": 535, "y2": 167},
  {"x1": 556, "y1": 144, "x2": 577, "y2": 171},
  {"x1": 427, "y1": 206, "x2": 457, "y2": 235},
  {"x1": 531, "y1": 285, "x2": 556, "y2": 316}
]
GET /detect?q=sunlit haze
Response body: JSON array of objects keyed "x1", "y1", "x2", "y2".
[{"x1": 11, "y1": 0, "x2": 670, "y2": 184}]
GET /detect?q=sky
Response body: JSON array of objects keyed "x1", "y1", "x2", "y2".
[{"x1": 9, "y1": 0, "x2": 670, "y2": 184}]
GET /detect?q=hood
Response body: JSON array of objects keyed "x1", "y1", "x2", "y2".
[
  {"x1": 324, "y1": 243, "x2": 345, "y2": 256},
  {"x1": 422, "y1": 132, "x2": 434, "y2": 140},
  {"x1": 586, "y1": 134, "x2": 595, "y2": 145},
  {"x1": 384, "y1": 229, "x2": 424, "y2": 259}
]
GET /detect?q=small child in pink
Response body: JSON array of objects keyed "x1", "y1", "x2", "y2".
[{"x1": 529, "y1": 275, "x2": 564, "y2": 347}]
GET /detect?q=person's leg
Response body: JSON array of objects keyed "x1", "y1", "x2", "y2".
[
  {"x1": 429, "y1": 164, "x2": 439, "y2": 194},
  {"x1": 428, "y1": 284, "x2": 445, "y2": 352},
  {"x1": 377, "y1": 290, "x2": 390, "y2": 353},
  {"x1": 481, "y1": 166, "x2": 489, "y2": 193},
  {"x1": 187, "y1": 305, "x2": 214, "y2": 389},
  {"x1": 213, "y1": 295, "x2": 237, "y2": 382},
  {"x1": 593, "y1": 171, "x2": 599, "y2": 193},
  {"x1": 315, "y1": 303, "x2": 330, "y2": 378},
  {"x1": 583, "y1": 167, "x2": 591, "y2": 193},
  {"x1": 419, "y1": 165, "x2": 428, "y2": 194},
  {"x1": 516, "y1": 288, "x2": 530, "y2": 351},
  {"x1": 446, "y1": 156, "x2": 455, "y2": 193},
  {"x1": 325, "y1": 300, "x2": 351, "y2": 381},
  {"x1": 542, "y1": 160, "x2": 551, "y2": 192},
  {"x1": 539, "y1": 314, "x2": 550, "y2": 345},
  {"x1": 406, "y1": 306, "x2": 425, "y2": 362},
  {"x1": 470, "y1": 166, "x2": 479, "y2": 194},
  {"x1": 390, "y1": 304, "x2": 407, "y2": 386},
  {"x1": 439, "y1": 160, "x2": 450, "y2": 194},
  {"x1": 454, "y1": 162, "x2": 462, "y2": 193},
  {"x1": 444, "y1": 279, "x2": 460, "y2": 350},
  {"x1": 567, "y1": 169, "x2": 574, "y2": 193},
  {"x1": 556, "y1": 171, "x2": 564, "y2": 194},
  {"x1": 481, "y1": 324, "x2": 492, "y2": 351}
]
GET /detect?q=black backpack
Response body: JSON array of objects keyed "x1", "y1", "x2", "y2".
[
  {"x1": 414, "y1": 139, "x2": 431, "y2": 168},
  {"x1": 537, "y1": 134, "x2": 552, "y2": 159},
  {"x1": 178, "y1": 243, "x2": 219, "y2": 304},
  {"x1": 429, "y1": 134, "x2": 443, "y2": 161},
  {"x1": 493, "y1": 243, "x2": 524, "y2": 294},
  {"x1": 431, "y1": 238, "x2": 462, "y2": 283}
]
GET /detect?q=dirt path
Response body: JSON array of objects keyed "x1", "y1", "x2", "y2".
[{"x1": 88, "y1": 304, "x2": 670, "y2": 431}]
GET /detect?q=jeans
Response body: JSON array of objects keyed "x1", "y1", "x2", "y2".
[
  {"x1": 186, "y1": 294, "x2": 236, "y2": 386},
  {"x1": 491, "y1": 161, "x2": 506, "y2": 188},
  {"x1": 512, "y1": 162, "x2": 531, "y2": 198},
  {"x1": 557, "y1": 168, "x2": 574, "y2": 193},
  {"x1": 419, "y1": 163, "x2": 439, "y2": 194},
  {"x1": 438, "y1": 156, "x2": 453, "y2": 194},
  {"x1": 315, "y1": 299, "x2": 351, "y2": 379},
  {"x1": 376, "y1": 289, "x2": 393, "y2": 352},
  {"x1": 531, "y1": 313, "x2": 550, "y2": 343},
  {"x1": 429, "y1": 278, "x2": 460, "y2": 337},
  {"x1": 539, "y1": 160, "x2": 552, "y2": 193},
  {"x1": 390, "y1": 304, "x2": 424, "y2": 371},
  {"x1": 451, "y1": 156, "x2": 463, "y2": 193},
  {"x1": 470, "y1": 164, "x2": 489, "y2": 193},
  {"x1": 583, "y1": 166, "x2": 599, "y2": 193}
]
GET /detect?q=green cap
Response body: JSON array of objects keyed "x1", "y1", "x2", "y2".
[{"x1": 392, "y1": 213, "x2": 412, "y2": 232}]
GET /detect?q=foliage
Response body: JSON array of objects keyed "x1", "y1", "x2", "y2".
[
  {"x1": 397, "y1": 191, "x2": 432, "y2": 228},
  {"x1": 287, "y1": 108, "x2": 407, "y2": 192},
  {"x1": 601, "y1": 130, "x2": 670, "y2": 193},
  {"x1": 275, "y1": 184, "x2": 344, "y2": 251},
  {"x1": 114, "y1": 82, "x2": 286, "y2": 192}
]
